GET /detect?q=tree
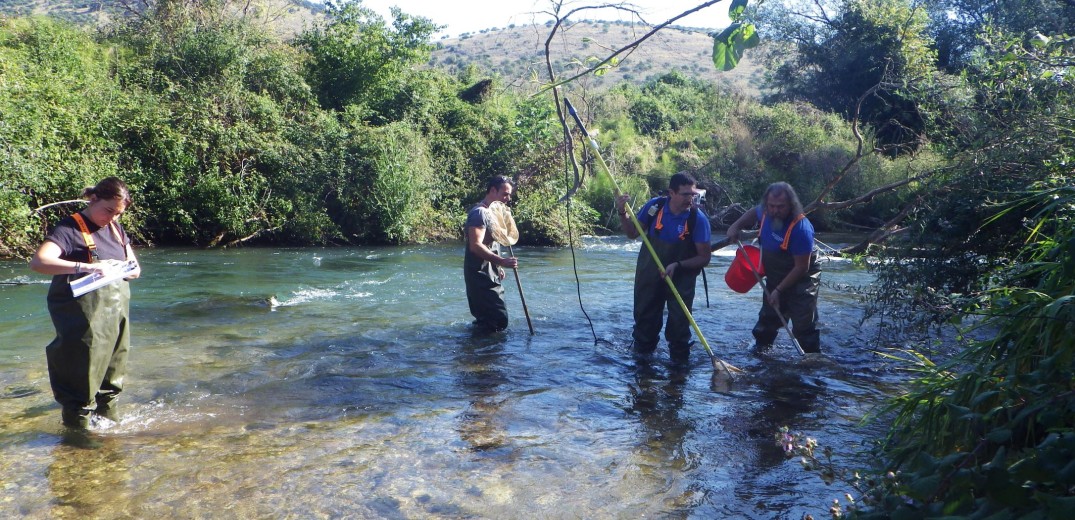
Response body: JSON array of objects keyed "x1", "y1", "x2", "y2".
[
  {"x1": 761, "y1": 0, "x2": 937, "y2": 152},
  {"x1": 927, "y1": 0, "x2": 1075, "y2": 70},
  {"x1": 295, "y1": 1, "x2": 439, "y2": 114}
]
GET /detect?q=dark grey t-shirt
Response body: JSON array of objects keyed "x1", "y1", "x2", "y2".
[
  {"x1": 45, "y1": 213, "x2": 129, "y2": 263},
  {"x1": 463, "y1": 204, "x2": 499, "y2": 270}
]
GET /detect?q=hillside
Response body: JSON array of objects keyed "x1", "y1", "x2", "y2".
[
  {"x1": 0, "y1": 0, "x2": 324, "y2": 37},
  {"x1": 432, "y1": 20, "x2": 767, "y2": 97},
  {"x1": 1, "y1": 2, "x2": 767, "y2": 96}
]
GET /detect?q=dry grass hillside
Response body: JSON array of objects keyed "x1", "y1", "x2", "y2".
[
  {"x1": 432, "y1": 20, "x2": 767, "y2": 97},
  {"x1": 1, "y1": 2, "x2": 767, "y2": 96},
  {"x1": 0, "y1": 0, "x2": 324, "y2": 37}
]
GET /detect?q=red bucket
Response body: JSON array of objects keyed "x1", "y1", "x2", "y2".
[{"x1": 725, "y1": 244, "x2": 764, "y2": 293}]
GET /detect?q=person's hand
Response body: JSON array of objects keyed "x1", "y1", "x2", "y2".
[
  {"x1": 726, "y1": 227, "x2": 739, "y2": 242},
  {"x1": 767, "y1": 287, "x2": 782, "y2": 308},
  {"x1": 79, "y1": 261, "x2": 110, "y2": 277},
  {"x1": 615, "y1": 194, "x2": 631, "y2": 216},
  {"x1": 660, "y1": 261, "x2": 678, "y2": 279},
  {"x1": 124, "y1": 260, "x2": 141, "y2": 280},
  {"x1": 500, "y1": 256, "x2": 518, "y2": 269}
]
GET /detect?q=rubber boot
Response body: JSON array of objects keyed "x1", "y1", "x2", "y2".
[{"x1": 62, "y1": 407, "x2": 91, "y2": 429}]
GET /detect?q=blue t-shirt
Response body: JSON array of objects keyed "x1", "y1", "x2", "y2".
[
  {"x1": 635, "y1": 197, "x2": 711, "y2": 245},
  {"x1": 755, "y1": 205, "x2": 815, "y2": 256}
]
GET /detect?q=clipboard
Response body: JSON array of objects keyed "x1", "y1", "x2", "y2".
[{"x1": 70, "y1": 260, "x2": 138, "y2": 297}]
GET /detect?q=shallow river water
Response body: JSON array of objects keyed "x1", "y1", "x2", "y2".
[{"x1": 0, "y1": 238, "x2": 901, "y2": 519}]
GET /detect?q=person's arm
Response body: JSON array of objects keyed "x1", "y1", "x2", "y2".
[
  {"x1": 726, "y1": 207, "x2": 759, "y2": 242},
  {"x1": 615, "y1": 194, "x2": 641, "y2": 239},
  {"x1": 467, "y1": 225, "x2": 517, "y2": 269},
  {"x1": 29, "y1": 241, "x2": 81, "y2": 276},
  {"x1": 30, "y1": 241, "x2": 121, "y2": 277},
  {"x1": 124, "y1": 243, "x2": 141, "y2": 280}
]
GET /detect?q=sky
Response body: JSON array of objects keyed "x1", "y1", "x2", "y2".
[{"x1": 352, "y1": 0, "x2": 733, "y2": 38}]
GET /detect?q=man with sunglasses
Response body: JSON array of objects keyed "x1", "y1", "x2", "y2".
[{"x1": 615, "y1": 172, "x2": 712, "y2": 364}]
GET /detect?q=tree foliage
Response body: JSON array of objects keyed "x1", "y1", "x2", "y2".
[
  {"x1": 761, "y1": 0, "x2": 937, "y2": 151},
  {"x1": 295, "y1": 1, "x2": 439, "y2": 114}
]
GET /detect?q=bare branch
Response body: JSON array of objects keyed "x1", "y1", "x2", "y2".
[
  {"x1": 540, "y1": 0, "x2": 725, "y2": 94},
  {"x1": 809, "y1": 170, "x2": 935, "y2": 213},
  {"x1": 840, "y1": 196, "x2": 921, "y2": 255},
  {"x1": 34, "y1": 199, "x2": 87, "y2": 213},
  {"x1": 222, "y1": 225, "x2": 282, "y2": 249},
  {"x1": 542, "y1": 0, "x2": 727, "y2": 201}
]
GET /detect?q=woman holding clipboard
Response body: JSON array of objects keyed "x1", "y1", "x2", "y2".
[{"x1": 30, "y1": 177, "x2": 141, "y2": 429}]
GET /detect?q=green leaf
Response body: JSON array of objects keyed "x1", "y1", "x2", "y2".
[
  {"x1": 909, "y1": 474, "x2": 943, "y2": 498},
  {"x1": 711, "y1": 23, "x2": 761, "y2": 72},
  {"x1": 729, "y1": 0, "x2": 749, "y2": 21},
  {"x1": 986, "y1": 428, "x2": 1013, "y2": 444}
]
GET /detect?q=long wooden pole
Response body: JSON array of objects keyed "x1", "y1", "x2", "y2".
[
  {"x1": 507, "y1": 245, "x2": 535, "y2": 335},
  {"x1": 735, "y1": 240, "x2": 806, "y2": 356},
  {"x1": 564, "y1": 98, "x2": 741, "y2": 376}
]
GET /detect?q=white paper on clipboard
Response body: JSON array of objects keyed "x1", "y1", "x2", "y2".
[{"x1": 70, "y1": 260, "x2": 138, "y2": 297}]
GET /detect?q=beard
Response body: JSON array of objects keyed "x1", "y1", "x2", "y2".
[{"x1": 771, "y1": 217, "x2": 785, "y2": 229}]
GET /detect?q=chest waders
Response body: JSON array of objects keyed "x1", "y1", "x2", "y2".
[
  {"x1": 632, "y1": 217, "x2": 701, "y2": 363},
  {"x1": 754, "y1": 214, "x2": 822, "y2": 353},
  {"x1": 47, "y1": 213, "x2": 130, "y2": 427},
  {"x1": 464, "y1": 210, "x2": 508, "y2": 332}
]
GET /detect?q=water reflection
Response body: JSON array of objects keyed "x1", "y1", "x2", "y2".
[
  {"x1": 625, "y1": 358, "x2": 699, "y2": 514},
  {"x1": 47, "y1": 433, "x2": 129, "y2": 519},
  {"x1": 627, "y1": 359, "x2": 692, "y2": 454},
  {"x1": 455, "y1": 332, "x2": 511, "y2": 453},
  {"x1": 727, "y1": 357, "x2": 830, "y2": 517}
]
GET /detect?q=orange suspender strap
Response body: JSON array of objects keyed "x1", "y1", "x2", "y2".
[
  {"x1": 71, "y1": 213, "x2": 125, "y2": 262},
  {"x1": 759, "y1": 212, "x2": 807, "y2": 251},
  {"x1": 71, "y1": 213, "x2": 97, "y2": 262},
  {"x1": 781, "y1": 214, "x2": 806, "y2": 250}
]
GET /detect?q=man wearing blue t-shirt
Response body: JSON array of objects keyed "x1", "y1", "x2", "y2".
[
  {"x1": 726, "y1": 182, "x2": 822, "y2": 353},
  {"x1": 615, "y1": 172, "x2": 712, "y2": 364}
]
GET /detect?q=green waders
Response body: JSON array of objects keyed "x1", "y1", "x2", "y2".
[
  {"x1": 46, "y1": 277, "x2": 130, "y2": 428},
  {"x1": 632, "y1": 236, "x2": 700, "y2": 363},
  {"x1": 465, "y1": 245, "x2": 508, "y2": 332},
  {"x1": 754, "y1": 249, "x2": 821, "y2": 353}
]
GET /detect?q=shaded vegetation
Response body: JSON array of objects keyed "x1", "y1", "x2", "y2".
[{"x1": 0, "y1": 2, "x2": 903, "y2": 257}]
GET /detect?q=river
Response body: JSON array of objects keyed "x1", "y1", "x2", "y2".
[{"x1": 0, "y1": 238, "x2": 901, "y2": 519}]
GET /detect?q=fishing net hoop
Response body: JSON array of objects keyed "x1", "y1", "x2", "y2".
[{"x1": 486, "y1": 201, "x2": 519, "y2": 246}]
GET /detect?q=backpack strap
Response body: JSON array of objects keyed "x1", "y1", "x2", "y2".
[{"x1": 643, "y1": 196, "x2": 667, "y2": 233}]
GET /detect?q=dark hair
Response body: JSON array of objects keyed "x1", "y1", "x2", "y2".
[
  {"x1": 486, "y1": 175, "x2": 514, "y2": 192},
  {"x1": 82, "y1": 177, "x2": 132, "y2": 207},
  {"x1": 761, "y1": 182, "x2": 804, "y2": 216},
  {"x1": 668, "y1": 171, "x2": 698, "y2": 192}
]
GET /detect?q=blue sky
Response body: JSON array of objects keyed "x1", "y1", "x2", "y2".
[{"x1": 353, "y1": 0, "x2": 734, "y2": 38}]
